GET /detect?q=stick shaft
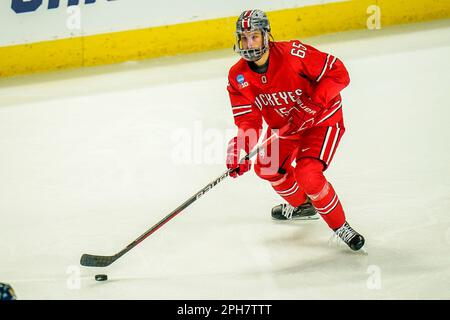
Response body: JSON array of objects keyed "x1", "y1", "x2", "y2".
[{"x1": 122, "y1": 130, "x2": 280, "y2": 253}]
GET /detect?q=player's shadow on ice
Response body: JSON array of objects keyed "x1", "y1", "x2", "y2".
[{"x1": 235, "y1": 223, "x2": 372, "y2": 284}]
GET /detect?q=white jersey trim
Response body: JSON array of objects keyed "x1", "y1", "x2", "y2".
[
  {"x1": 233, "y1": 110, "x2": 252, "y2": 117},
  {"x1": 316, "y1": 54, "x2": 330, "y2": 82}
]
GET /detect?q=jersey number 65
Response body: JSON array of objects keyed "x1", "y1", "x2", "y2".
[{"x1": 291, "y1": 42, "x2": 307, "y2": 58}]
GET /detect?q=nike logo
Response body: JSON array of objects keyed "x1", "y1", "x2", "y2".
[{"x1": 301, "y1": 148, "x2": 310, "y2": 152}]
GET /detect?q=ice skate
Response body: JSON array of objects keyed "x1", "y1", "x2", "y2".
[
  {"x1": 271, "y1": 201, "x2": 319, "y2": 221},
  {"x1": 332, "y1": 221, "x2": 365, "y2": 251}
]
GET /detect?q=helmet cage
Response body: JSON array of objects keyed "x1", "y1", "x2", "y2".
[{"x1": 234, "y1": 30, "x2": 270, "y2": 62}]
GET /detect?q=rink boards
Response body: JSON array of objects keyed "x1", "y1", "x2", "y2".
[{"x1": 0, "y1": 0, "x2": 449, "y2": 77}]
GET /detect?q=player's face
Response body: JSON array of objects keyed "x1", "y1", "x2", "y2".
[{"x1": 240, "y1": 31, "x2": 263, "y2": 50}]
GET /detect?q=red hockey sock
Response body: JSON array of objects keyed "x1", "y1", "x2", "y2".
[
  {"x1": 271, "y1": 171, "x2": 307, "y2": 207},
  {"x1": 309, "y1": 182, "x2": 345, "y2": 230},
  {"x1": 295, "y1": 158, "x2": 346, "y2": 230}
]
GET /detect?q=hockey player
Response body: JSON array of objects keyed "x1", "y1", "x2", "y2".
[
  {"x1": 226, "y1": 9, "x2": 365, "y2": 251},
  {"x1": 0, "y1": 283, "x2": 16, "y2": 300}
]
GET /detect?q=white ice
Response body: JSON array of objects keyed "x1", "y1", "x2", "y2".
[{"x1": 0, "y1": 20, "x2": 449, "y2": 299}]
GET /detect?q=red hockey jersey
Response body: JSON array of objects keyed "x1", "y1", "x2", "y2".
[{"x1": 227, "y1": 40, "x2": 350, "y2": 134}]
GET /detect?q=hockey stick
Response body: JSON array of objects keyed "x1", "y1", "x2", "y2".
[{"x1": 80, "y1": 126, "x2": 287, "y2": 267}]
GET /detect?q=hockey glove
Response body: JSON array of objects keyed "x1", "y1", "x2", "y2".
[
  {"x1": 287, "y1": 95, "x2": 324, "y2": 134},
  {"x1": 226, "y1": 136, "x2": 251, "y2": 178}
]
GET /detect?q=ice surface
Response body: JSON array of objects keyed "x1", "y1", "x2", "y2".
[{"x1": 0, "y1": 20, "x2": 449, "y2": 299}]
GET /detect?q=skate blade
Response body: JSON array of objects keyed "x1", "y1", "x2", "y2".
[
  {"x1": 327, "y1": 237, "x2": 369, "y2": 255},
  {"x1": 272, "y1": 215, "x2": 320, "y2": 221}
]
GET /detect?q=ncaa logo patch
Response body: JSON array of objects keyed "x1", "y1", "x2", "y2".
[{"x1": 236, "y1": 74, "x2": 245, "y2": 84}]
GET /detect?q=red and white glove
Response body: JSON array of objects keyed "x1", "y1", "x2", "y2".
[
  {"x1": 226, "y1": 136, "x2": 251, "y2": 178},
  {"x1": 286, "y1": 95, "x2": 325, "y2": 134}
]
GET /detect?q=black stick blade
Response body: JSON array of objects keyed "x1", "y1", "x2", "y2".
[{"x1": 80, "y1": 254, "x2": 116, "y2": 267}]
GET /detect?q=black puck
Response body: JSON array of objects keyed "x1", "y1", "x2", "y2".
[{"x1": 95, "y1": 274, "x2": 108, "y2": 281}]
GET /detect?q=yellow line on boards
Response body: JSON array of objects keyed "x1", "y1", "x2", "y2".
[{"x1": 1, "y1": 0, "x2": 449, "y2": 77}]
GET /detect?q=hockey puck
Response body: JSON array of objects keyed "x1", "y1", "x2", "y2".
[{"x1": 95, "y1": 274, "x2": 108, "y2": 281}]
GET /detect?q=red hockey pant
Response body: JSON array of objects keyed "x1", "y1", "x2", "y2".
[{"x1": 254, "y1": 124, "x2": 346, "y2": 230}]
